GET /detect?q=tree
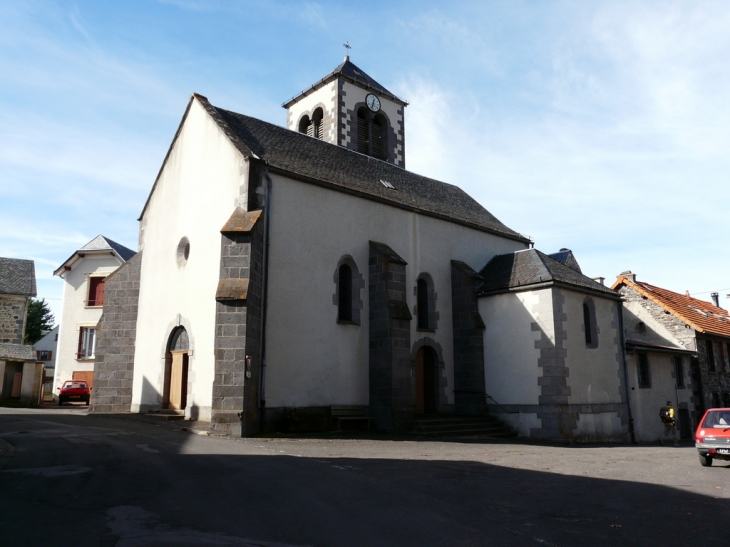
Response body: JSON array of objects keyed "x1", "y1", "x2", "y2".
[{"x1": 24, "y1": 298, "x2": 55, "y2": 345}]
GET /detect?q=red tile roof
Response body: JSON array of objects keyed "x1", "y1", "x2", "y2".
[{"x1": 612, "y1": 275, "x2": 730, "y2": 338}]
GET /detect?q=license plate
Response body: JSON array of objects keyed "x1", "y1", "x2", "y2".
[
  {"x1": 70, "y1": 395, "x2": 80, "y2": 398},
  {"x1": 717, "y1": 448, "x2": 730, "y2": 454}
]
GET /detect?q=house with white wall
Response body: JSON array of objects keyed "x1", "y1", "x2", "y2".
[
  {"x1": 33, "y1": 325, "x2": 59, "y2": 393},
  {"x1": 53, "y1": 236, "x2": 135, "y2": 397},
  {"x1": 613, "y1": 272, "x2": 730, "y2": 440}
]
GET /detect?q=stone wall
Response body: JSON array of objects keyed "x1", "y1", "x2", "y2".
[
  {"x1": 211, "y1": 209, "x2": 265, "y2": 436},
  {"x1": 90, "y1": 252, "x2": 142, "y2": 413},
  {"x1": 0, "y1": 295, "x2": 27, "y2": 344},
  {"x1": 450, "y1": 261, "x2": 486, "y2": 415},
  {"x1": 368, "y1": 241, "x2": 413, "y2": 431}
]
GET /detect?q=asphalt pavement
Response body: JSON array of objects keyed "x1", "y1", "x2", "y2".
[{"x1": 1, "y1": 406, "x2": 729, "y2": 547}]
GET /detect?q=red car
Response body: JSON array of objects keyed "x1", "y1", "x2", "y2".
[
  {"x1": 695, "y1": 408, "x2": 730, "y2": 466},
  {"x1": 58, "y1": 380, "x2": 91, "y2": 406}
]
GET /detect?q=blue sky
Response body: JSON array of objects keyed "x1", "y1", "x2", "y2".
[{"x1": 1, "y1": 0, "x2": 729, "y2": 322}]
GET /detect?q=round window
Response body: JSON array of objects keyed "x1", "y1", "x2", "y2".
[{"x1": 177, "y1": 237, "x2": 190, "y2": 265}]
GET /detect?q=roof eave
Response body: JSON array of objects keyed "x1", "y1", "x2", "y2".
[
  {"x1": 53, "y1": 249, "x2": 124, "y2": 277},
  {"x1": 265, "y1": 165, "x2": 530, "y2": 244},
  {"x1": 477, "y1": 279, "x2": 622, "y2": 300},
  {"x1": 282, "y1": 73, "x2": 408, "y2": 109}
]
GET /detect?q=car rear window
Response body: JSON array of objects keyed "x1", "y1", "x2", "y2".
[
  {"x1": 701, "y1": 411, "x2": 730, "y2": 428},
  {"x1": 64, "y1": 382, "x2": 88, "y2": 389}
]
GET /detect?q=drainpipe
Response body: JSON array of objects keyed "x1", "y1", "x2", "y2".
[
  {"x1": 258, "y1": 167, "x2": 273, "y2": 433},
  {"x1": 617, "y1": 299, "x2": 636, "y2": 444}
]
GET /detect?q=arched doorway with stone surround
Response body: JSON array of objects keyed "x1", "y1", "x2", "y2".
[
  {"x1": 415, "y1": 345, "x2": 438, "y2": 414},
  {"x1": 163, "y1": 326, "x2": 189, "y2": 411}
]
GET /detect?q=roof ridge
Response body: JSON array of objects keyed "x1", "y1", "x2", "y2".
[{"x1": 615, "y1": 276, "x2": 730, "y2": 337}]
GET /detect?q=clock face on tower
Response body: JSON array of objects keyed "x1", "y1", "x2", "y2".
[{"x1": 366, "y1": 94, "x2": 381, "y2": 112}]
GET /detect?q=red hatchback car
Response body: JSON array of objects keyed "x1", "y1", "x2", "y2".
[
  {"x1": 58, "y1": 380, "x2": 91, "y2": 406},
  {"x1": 695, "y1": 408, "x2": 730, "y2": 466}
]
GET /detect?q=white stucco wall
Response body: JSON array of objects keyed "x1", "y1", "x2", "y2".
[
  {"x1": 54, "y1": 256, "x2": 123, "y2": 395},
  {"x1": 479, "y1": 287, "x2": 626, "y2": 439},
  {"x1": 264, "y1": 173, "x2": 526, "y2": 409},
  {"x1": 480, "y1": 290, "x2": 545, "y2": 405},
  {"x1": 563, "y1": 291, "x2": 622, "y2": 405},
  {"x1": 286, "y1": 81, "x2": 338, "y2": 143},
  {"x1": 628, "y1": 351, "x2": 693, "y2": 442},
  {"x1": 563, "y1": 291, "x2": 625, "y2": 439},
  {"x1": 132, "y1": 98, "x2": 246, "y2": 420}
]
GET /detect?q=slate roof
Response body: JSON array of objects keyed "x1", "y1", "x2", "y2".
[
  {"x1": 547, "y1": 249, "x2": 582, "y2": 273},
  {"x1": 0, "y1": 257, "x2": 36, "y2": 297},
  {"x1": 191, "y1": 96, "x2": 527, "y2": 242},
  {"x1": 612, "y1": 275, "x2": 730, "y2": 338},
  {"x1": 283, "y1": 57, "x2": 406, "y2": 108},
  {"x1": 0, "y1": 343, "x2": 36, "y2": 361},
  {"x1": 477, "y1": 249, "x2": 617, "y2": 297},
  {"x1": 81, "y1": 235, "x2": 137, "y2": 261},
  {"x1": 54, "y1": 235, "x2": 136, "y2": 276}
]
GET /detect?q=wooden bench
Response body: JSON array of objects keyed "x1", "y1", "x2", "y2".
[{"x1": 331, "y1": 405, "x2": 371, "y2": 431}]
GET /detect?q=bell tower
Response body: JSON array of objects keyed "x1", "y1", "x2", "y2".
[{"x1": 283, "y1": 55, "x2": 408, "y2": 168}]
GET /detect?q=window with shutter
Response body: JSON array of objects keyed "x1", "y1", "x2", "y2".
[
  {"x1": 77, "y1": 327, "x2": 97, "y2": 359},
  {"x1": 88, "y1": 277, "x2": 105, "y2": 306}
]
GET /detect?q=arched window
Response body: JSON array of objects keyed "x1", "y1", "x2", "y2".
[
  {"x1": 583, "y1": 299, "x2": 598, "y2": 348},
  {"x1": 415, "y1": 274, "x2": 437, "y2": 331},
  {"x1": 356, "y1": 107, "x2": 388, "y2": 160},
  {"x1": 311, "y1": 107, "x2": 323, "y2": 140},
  {"x1": 417, "y1": 279, "x2": 429, "y2": 329},
  {"x1": 298, "y1": 115, "x2": 311, "y2": 135},
  {"x1": 334, "y1": 256, "x2": 362, "y2": 325},
  {"x1": 338, "y1": 264, "x2": 353, "y2": 322}
]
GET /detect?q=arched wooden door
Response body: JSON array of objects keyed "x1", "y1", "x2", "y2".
[
  {"x1": 163, "y1": 327, "x2": 189, "y2": 411},
  {"x1": 415, "y1": 346, "x2": 437, "y2": 414}
]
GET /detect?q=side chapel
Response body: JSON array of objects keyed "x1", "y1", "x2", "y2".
[{"x1": 92, "y1": 56, "x2": 629, "y2": 441}]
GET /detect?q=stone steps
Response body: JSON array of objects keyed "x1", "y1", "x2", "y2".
[{"x1": 410, "y1": 415, "x2": 516, "y2": 438}]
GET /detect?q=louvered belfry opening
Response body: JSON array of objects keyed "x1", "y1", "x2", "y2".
[
  {"x1": 298, "y1": 115, "x2": 311, "y2": 135},
  {"x1": 357, "y1": 108, "x2": 387, "y2": 160},
  {"x1": 371, "y1": 116, "x2": 383, "y2": 159},
  {"x1": 311, "y1": 107, "x2": 323, "y2": 140},
  {"x1": 357, "y1": 108, "x2": 369, "y2": 154}
]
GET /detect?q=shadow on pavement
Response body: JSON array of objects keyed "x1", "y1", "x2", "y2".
[{"x1": 0, "y1": 410, "x2": 728, "y2": 547}]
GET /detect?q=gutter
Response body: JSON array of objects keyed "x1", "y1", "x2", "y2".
[
  {"x1": 617, "y1": 299, "x2": 636, "y2": 444},
  {"x1": 258, "y1": 167, "x2": 273, "y2": 433}
]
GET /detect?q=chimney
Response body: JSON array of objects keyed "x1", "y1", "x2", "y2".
[
  {"x1": 711, "y1": 293, "x2": 720, "y2": 308},
  {"x1": 619, "y1": 270, "x2": 636, "y2": 283},
  {"x1": 685, "y1": 290, "x2": 690, "y2": 297},
  {"x1": 593, "y1": 276, "x2": 605, "y2": 286}
]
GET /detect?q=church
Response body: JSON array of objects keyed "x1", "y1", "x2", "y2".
[{"x1": 91, "y1": 57, "x2": 629, "y2": 441}]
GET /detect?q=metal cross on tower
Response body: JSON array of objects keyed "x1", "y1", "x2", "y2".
[{"x1": 343, "y1": 41, "x2": 351, "y2": 59}]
